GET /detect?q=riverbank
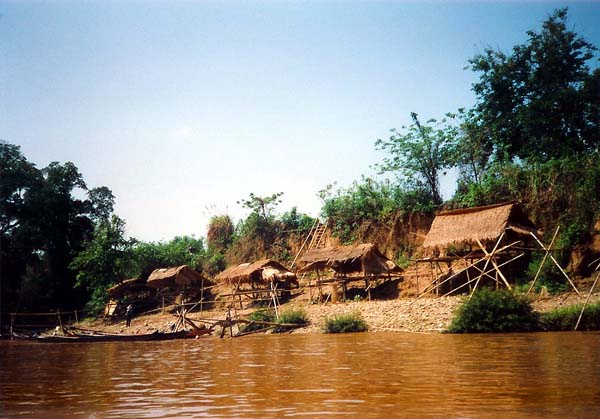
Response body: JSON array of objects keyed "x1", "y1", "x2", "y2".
[{"x1": 80, "y1": 290, "x2": 600, "y2": 336}]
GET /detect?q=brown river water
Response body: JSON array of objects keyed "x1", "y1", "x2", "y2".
[{"x1": 1, "y1": 332, "x2": 600, "y2": 419}]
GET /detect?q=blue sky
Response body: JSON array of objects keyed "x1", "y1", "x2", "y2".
[{"x1": 2, "y1": 1, "x2": 599, "y2": 242}]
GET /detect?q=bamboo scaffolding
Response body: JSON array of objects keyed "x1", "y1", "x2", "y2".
[
  {"x1": 414, "y1": 237, "x2": 520, "y2": 299},
  {"x1": 415, "y1": 251, "x2": 523, "y2": 301},
  {"x1": 530, "y1": 231, "x2": 581, "y2": 296},
  {"x1": 574, "y1": 260, "x2": 600, "y2": 331},
  {"x1": 439, "y1": 253, "x2": 525, "y2": 298},
  {"x1": 469, "y1": 233, "x2": 506, "y2": 297},
  {"x1": 574, "y1": 272, "x2": 599, "y2": 331},
  {"x1": 527, "y1": 226, "x2": 560, "y2": 295},
  {"x1": 475, "y1": 238, "x2": 512, "y2": 290}
]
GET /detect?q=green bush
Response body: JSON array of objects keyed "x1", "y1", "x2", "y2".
[
  {"x1": 526, "y1": 257, "x2": 568, "y2": 294},
  {"x1": 241, "y1": 309, "x2": 276, "y2": 333},
  {"x1": 447, "y1": 289, "x2": 539, "y2": 333},
  {"x1": 540, "y1": 302, "x2": 600, "y2": 331},
  {"x1": 241, "y1": 308, "x2": 309, "y2": 334},
  {"x1": 274, "y1": 308, "x2": 309, "y2": 333},
  {"x1": 322, "y1": 312, "x2": 369, "y2": 333}
]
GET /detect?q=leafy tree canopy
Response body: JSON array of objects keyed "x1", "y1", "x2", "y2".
[
  {"x1": 0, "y1": 140, "x2": 116, "y2": 312},
  {"x1": 469, "y1": 8, "x2": 600, "y2": 162},
  {"x1": 70, "y1": 215, "x2": 134, "y2": 314},
  {"x1": 375, "y1": 112, "x2": 457, "y2": 206}
]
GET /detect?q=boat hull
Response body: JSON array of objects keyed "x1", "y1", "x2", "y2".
[{"x1": 34, "y1": 330, "x2": 190, "y2": 343}]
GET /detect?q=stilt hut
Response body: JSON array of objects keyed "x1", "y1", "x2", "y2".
[
  {"x1": 107, "y1": 277, "x2": 152, "y2": 300},
  {"x1": 147, "y1": 265, "x2": 212, "y2": 310},
  {"x1": 414, "y1": 202, "x2": 540, "y2": 296},
  {"x1": 296, "y1": 243, "x2": 402, "y2": 301},
  {"x1": 105, "y1": 277, "x2": 155, "y2": 318},
  {"x1": 215, "y1": 259, "x2": 297, "y2": 312}
]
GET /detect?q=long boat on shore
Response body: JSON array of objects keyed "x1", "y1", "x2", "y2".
[{"x1": 33, "y1": 329, "x2": 191, "y2": 343}]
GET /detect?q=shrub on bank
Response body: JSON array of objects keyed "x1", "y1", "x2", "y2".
[
  {"x1": 241, "y1": 309, "x2": 276, "y2": 333},
  {"x1": 273, "y1": 309, "x2": 309, "y2": 333},
  {"x1": 241, "y1": 308, "x2": 310, "y2": 334},
  {"x1": 447, "y1": 289, "x2": 539, "y2": 333},
  {"x1": 322, "y1": 312, "x2": 368, "y2": 333},
  {"x1": 540, "y1": 302, "x2": 600, "y2": 331}
]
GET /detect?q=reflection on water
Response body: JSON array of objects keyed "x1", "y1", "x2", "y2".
[{"x1": 2, "y1": 332, "x2": 600, "y2": 418}]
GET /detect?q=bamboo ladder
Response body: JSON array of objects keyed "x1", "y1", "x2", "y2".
[{"x1": 289, "y1": 219, "x2": 328, "y2": 302}]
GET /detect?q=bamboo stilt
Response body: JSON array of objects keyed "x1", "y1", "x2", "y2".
[
  {"x1": 440, "y1": 253, "x2": 525, "y2": 298},
  {"x1": 415, "y1": 240, "x2": 519, "y2": 299},
  {"x1": 574, "y1": 271, "x2": 600, "y2": 331},
  {"x1": 530, "y1": 232, "x2": 581, "y2": 296},
  {"x1": 475, "y1": 238, "x2": 512, "y2": 291},
  {"x1": 528, "y1": 226, "x2": 560, "y2": 295}
]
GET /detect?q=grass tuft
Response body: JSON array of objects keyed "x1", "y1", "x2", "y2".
[
  {"x1": 241, "y1": 309, "x2": 276, "y2": 333},
  {"x1": 273, "y1": 308, "x2": 309, "y2": 333},
  {"x1": 322, "y1": 312, "x2": 368, "y2": 333},
  {"x1": 539, "y1": 302, "x2": 600, "y2": 331},
  {"x1": 242, "y1": 308, "x2": 309, "y2": 334}
]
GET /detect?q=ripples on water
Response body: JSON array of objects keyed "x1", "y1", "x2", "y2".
[{"x1": 1, "y1": 332, "x2": 600, "y2": 418}]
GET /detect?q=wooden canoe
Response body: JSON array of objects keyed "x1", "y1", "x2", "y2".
[{"x1": 34, "y1": 330, "x2": 190, "y2": 343}]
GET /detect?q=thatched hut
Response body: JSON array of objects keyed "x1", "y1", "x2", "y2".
[
  {"x1": 296, "y1": 243, "x2": 401, "y2": 301},
  {"x1": 297, "y1": 243, "x2": 401, "y2": 276},
  {"x1": 422, "y1": 202, "x2": 537, "y2": 252},
  {"x1": 215, "y1": 259, "x2": 297, "y2": 288},
  {"x1": 104, "y1": 277, "x2": 156, "y2": 318},
  {"x1": 107, "y1": 277, "x2": 151, "y2": 299},
  {"x1": 214, "y1": 259, "x2": 297, "y2": 310},
  {"x1": 146, "y1": 265, "x2": 212, "y2": 309},
  {"x1": 147, "y1": 265, "x2": 207, "y2": 289},
  {"x1": 413, "y1": 202, "x2": 539, "y2": 296}
]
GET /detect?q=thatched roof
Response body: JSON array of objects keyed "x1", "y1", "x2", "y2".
[
  {"x1": 422, "y1": 202, "x2": 537, "y2": 249},
  {"x1": 147, "y1": 265, "x2": 206, "y2": 289},
  {"x1": 297, "y1": 243, "x2": 401, "y2": 275},
  {"x1": 215, "y1": 259, "x2": 296, "y2": 284},
  {"x1": 107, "y1": 277, "x2": 149, "y2": 299}
]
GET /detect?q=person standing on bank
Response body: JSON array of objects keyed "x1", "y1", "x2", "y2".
[{"x1": 125, "y1": 304, "x2": 133, "y2": 327}]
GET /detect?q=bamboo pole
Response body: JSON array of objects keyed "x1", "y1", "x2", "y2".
[
  {"x1": 10, "y1": 313, "x2": 15, "y2": 338},
  {"x1": 527, "y1": 226, "x2": 560, "y2": 295},
  {"x1": 530, "y1": 232, "x2": 581, "y2": 296},
  {"x1": 270, "y1": 281, "x2": 279, "y2": 319},
  {"x1": 469, "y1": 233, "x2": 506, "y2": 298},
  {"x1": 415, "y1": 241, "x2": 519, "y2": 299},
  {"x1": 475, "y1": 238, "x2": 512, "y2": 290},
  {"x1": 574, "y1": 271, "x2": 600, "y2": 331},
  {"x1": 415, "y1": 261, "x2": 420, "y2": 297},
  {"x1": 57, "y1": 309, "x2": 64, "y2": 333},
  {"x1": 200, "y1": 276, "x2": 205, "y2": 314},
  {"x1": 290, "y1": 218, "x2": 319, "y2": 270},
  {"x1": 441, "y1": 253, "x2": 524, "y2": 298}
]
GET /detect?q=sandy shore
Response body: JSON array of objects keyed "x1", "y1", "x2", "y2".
[{"x1": 80, "y1": 291, "x2": 599, "y2": 336}]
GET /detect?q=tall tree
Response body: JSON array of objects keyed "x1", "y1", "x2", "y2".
[
  {"x1": 375, "y1": 113, "x2": 456, "y2": 206},
  {"x1": 452, "y1": 109, "x2": 495, "y2": 186},
  {"x1": 0, "y1": 141, "x2": 116, "y2": 313},
  {"x1": 70, "y1": 215, "x2": 134, "y2": 314},
  {"x1": 131, "y1": 236, "x2": 206, "y2": 279},
  {"x1": 469, "y1": 8, "x2": 600, "y2": 162}
]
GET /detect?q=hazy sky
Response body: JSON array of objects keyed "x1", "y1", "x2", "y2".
[{"x1": 2, "y1": 1, "x2": 599, "y2": 242}]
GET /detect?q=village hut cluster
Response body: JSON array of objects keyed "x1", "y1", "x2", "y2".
[
  {"x1": 103, "y1": 201, "x2": 591, "y2": 335},
  {"x1": 106, "y1": 265, "x2": 214, "y2": 318},
  {"x1": 7, "y1": 200, "x2": 596, "y2": 339}
]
